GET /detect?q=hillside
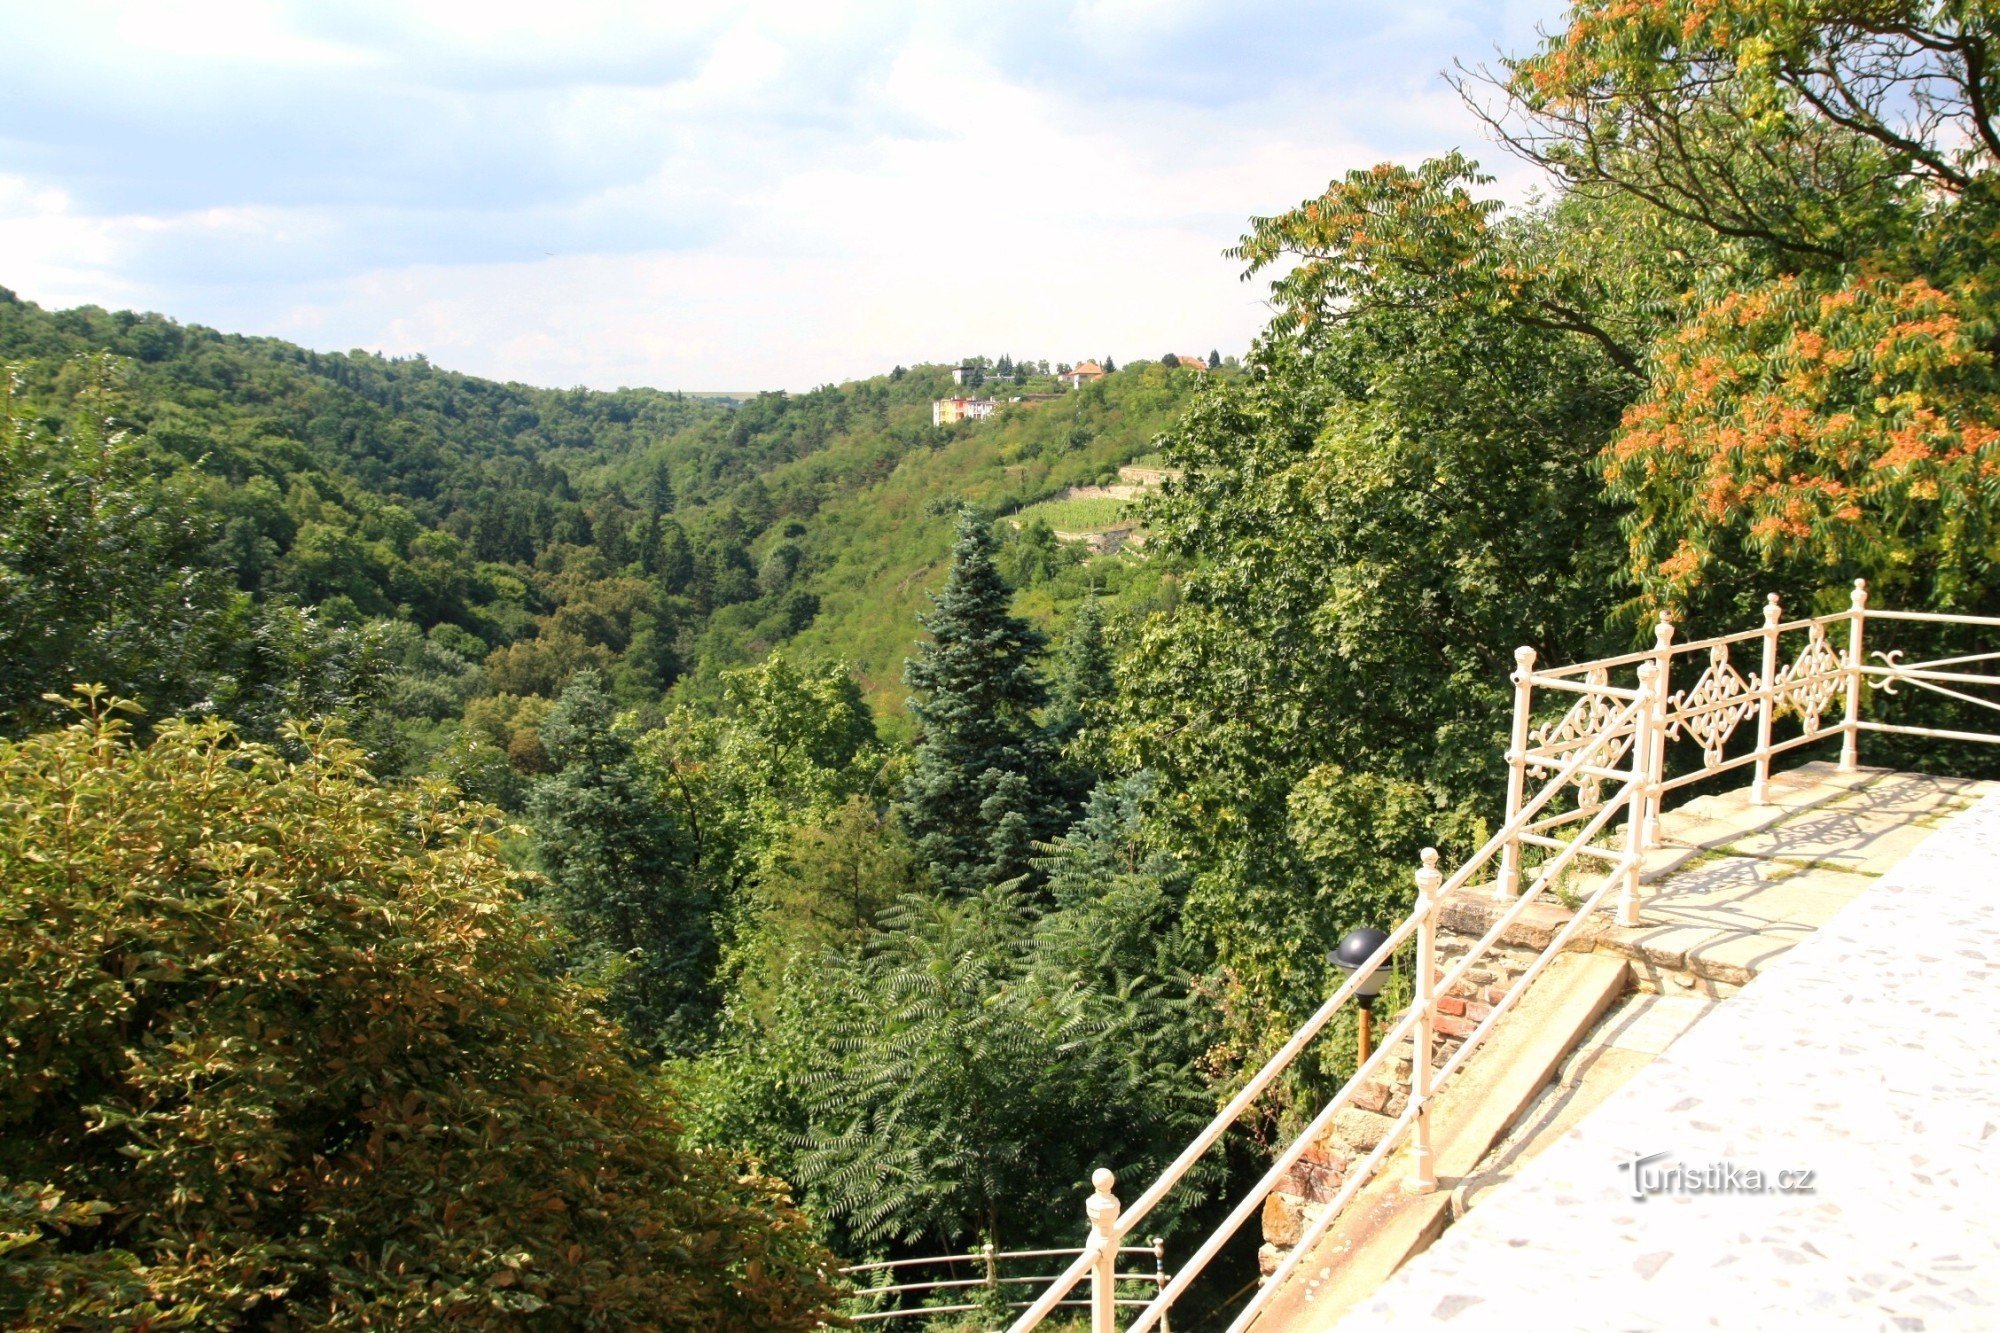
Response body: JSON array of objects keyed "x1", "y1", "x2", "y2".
[{"x1": 0, "y1": 285, "x2": 1208, "y2": 765}]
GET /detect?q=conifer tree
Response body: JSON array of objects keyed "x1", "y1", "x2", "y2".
[
  {"x1": 899, "y1": 512, "x2": 1061, "y2": 892},
  {"x1": 645, "y1": 458, "x2": 676, "y2": 516},
  {"x1": 1048, "y1": 594, "x2": 1113, "y2": 750},
  {"x1": 530, "y1": 669, "x2": 712, "y2": 1049},
  {"x1": 655, "y1": 517, "x2": 696, "y2": 595}
]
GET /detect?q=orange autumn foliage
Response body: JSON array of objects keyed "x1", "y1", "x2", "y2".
[{"x1": 1607, "y1": 273, "x2": 2000, "y2": 603}]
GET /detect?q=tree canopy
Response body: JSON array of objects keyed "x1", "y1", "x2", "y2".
[{"x1": 0, "y1": 693, "x2": 835, "y2": 1329}]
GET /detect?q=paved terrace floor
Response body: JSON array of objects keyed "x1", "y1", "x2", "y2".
[{"x1": 1332, "y1": 780, "x2": 2000, "y2": 1332}]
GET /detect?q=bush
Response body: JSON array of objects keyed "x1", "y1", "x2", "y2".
[{"x1": 0, "y1": 693, "x2": 837, "y2": 1329}]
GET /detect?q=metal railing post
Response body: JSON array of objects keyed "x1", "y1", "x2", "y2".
[
  {"x1": 1151, "y1": 1237, "x2": 1170, "y2": 1333},
  {"x1": 1752, "y1": 593, "x2": 1782, "y2": 805},
  {"x1": 1087, "y1": 1169, "x2": 1120, "y2": 1332},
  {"x1": 1841, "y1": 578, "x2": 1868, "y2": 772},
  {"x1": 1642, "y1": 612, "x2": 1674, "y2": 847},
  {"x1": 1405, "y1": 848, "x2": 1443, "y2": 1194},
  {"x1": 1619, "y1": 662, "x2": 1659, "y2": 927},
  {"x1": 983, "y1": 1240, "x2": 998, "y2": 1308},
  {"x1": 1496, "y1": 646, "x2": 1536, "y2": 901}
]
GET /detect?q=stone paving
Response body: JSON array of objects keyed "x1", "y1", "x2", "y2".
[{"x1": 1331, "y1": 786, "x2": 2000, "y2": 1332}]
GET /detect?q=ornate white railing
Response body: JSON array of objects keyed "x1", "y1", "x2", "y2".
[
  {"x1": 840, "y1": 1237, "x2": 1168, "y2": 1324},
  {"x1": 1008, "y1": 580, "x2": 2000, "y2": 1333}
]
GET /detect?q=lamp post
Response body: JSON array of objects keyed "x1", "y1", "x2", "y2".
[{"x1": 1331, "y1": 926, "x2": 1390, "y2": 1065}]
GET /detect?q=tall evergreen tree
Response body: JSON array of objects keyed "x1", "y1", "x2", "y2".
[
  {"x1": 645, "y1": 458, "x2": 676, "y2": 516},
  {"x1": 1048, "y1": 594, "x2": 1113, "y2": 751},
  {"x1": 656, "y1": 517, "x2": 696, "y2": 596},
  {"x1": 530, "y1": 670, "x2": 711, "y2": 1050},
  {"x1": 899, "y1": 512, "x2": 1062, "y2": 893}
]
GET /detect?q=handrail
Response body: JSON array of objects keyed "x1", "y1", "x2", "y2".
[
  {"x1": 1011, "y1": 581, "x2": 2000, "y2": 1332},
  {"x1": 1235, "y1": 837, "x2": 1641, "y2": 1333},
  {"x1": 843, "y1": 1240, "x2": 1169, "y2": 1324},
  {"x1": 1009, "y1": 688, "x2": 1650, "y2": 1333},
  {"x1": 841, "y1": 1245, "x2": 1161, "y2": 1274},
  {"x1": 1127, "y1": 768, "x2": 1646, "y2": 1333},
  {"x1": 1526, "y1": 611, "x2": 1856, "y2": 679}
]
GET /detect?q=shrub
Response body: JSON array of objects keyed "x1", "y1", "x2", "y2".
[{"x1": 0, "y1": 693, "x2": 838, "y2": 1329}]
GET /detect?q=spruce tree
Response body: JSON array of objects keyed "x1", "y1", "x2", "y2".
[
  {"x1": 645, "y1": 458, "x2": 676, "y2": 516},
  {"x1": 530, "y1": 670, "x2": 711, "y2": 1049},
  {"x1": 1048, "y1": 594, "x2": 1113, "y2": 749},
  {"x1": 899, "y1": 512, "x2": 1061, "y2": 892},
  {"x1": 1045, "y1": 595, "x2": 1114, "y2": 810}
]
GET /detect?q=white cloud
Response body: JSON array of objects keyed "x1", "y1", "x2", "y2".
[{"x1": 0, "y1": 1, "x2": 1569, "y2": 389}]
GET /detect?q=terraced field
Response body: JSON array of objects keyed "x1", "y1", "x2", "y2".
[{"x1": 1013, "y1": 495, "x2": 1133, "y2": 532}]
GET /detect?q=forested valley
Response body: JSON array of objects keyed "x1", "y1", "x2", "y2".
[{"x1": 8, "y1": 1, "x2": 2000, "y2": 1327}]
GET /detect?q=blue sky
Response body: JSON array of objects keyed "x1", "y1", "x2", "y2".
[{"x1": 0, "y1": 1, "x2": 1562, "y2": 390}]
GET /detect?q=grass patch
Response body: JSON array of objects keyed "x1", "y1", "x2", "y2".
[{"x1": 1015, "y1": 496, "x2": 1133, "y2": 532}]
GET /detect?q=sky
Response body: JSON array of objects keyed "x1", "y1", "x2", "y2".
[{"x1": 0, "y1": 1, "x2": 1563, "y2": 391}]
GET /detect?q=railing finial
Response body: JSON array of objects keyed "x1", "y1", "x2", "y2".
[
  {"x1": 1086, "y1": 1170, "x2": 1120, "y2": 1332},
  {"x1": 1415, "y1": 846, "x2": 1442, "y2": 897},
  {"x1": 1851, "y1": 577, "x2": 1869, "y2": 610},
  {"x1": 1653, "y1": 609, "x2": 1676, "y2": 650},
  {"x1": 1513, "y1": 644, "x2": 1537, "y2": 676},
  {"x1": 1764, "y1": 592, "x2": 1782, "y2": 627}
]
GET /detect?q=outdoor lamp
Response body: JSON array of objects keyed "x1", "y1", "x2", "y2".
[{"x1": 1331, "y1": 926, "x2": 1390, "y2": 1064}]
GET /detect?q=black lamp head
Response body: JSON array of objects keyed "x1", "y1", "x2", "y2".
[{"x1": 1331, "y1": 926, "x2": 1390, "y2": 998}]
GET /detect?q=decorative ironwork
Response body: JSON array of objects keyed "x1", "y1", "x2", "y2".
[
  {"x1": 1525, "y1": 667, "x2": 1634, "y2": 807},
  {"x1": 1872, "y1": 647, "x2": 2000, "y2": 714},
  {"x1": 1772, "y1": 624, "x2": 1844, "y2": 733},
  {"x1": 1668, "y1": 644, "x2": 1755, "y2": 767}
]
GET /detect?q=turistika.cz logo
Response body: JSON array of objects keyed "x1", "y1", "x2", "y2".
[{"x1": 1615, "y1": 1150, "x2": 1816, "y2": 1201}]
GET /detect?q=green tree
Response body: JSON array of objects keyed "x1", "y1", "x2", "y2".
[
  {"x1": 0, "y1": 694, "x2": 835, "y2": 1329},
  {"x1": 898, "y1": 512, "x2": 1063, "y2": 893},
  {"x1": 1115, "y1": 165, "x2": 1639, "y2": 1028},
  {"x1": 790, "y1": 884, "x2": 1195, "y2": 1253},
  {"x1": 530, "y1": 670, "x2": 711, "y2": 1051},
  {"x1": 725, "y1": 795, "x2": 922, "y2": 1021},
  {"x1": 641, "y1": 654, "x2": 883, "y2": 942},
  {"x1": 1484, "y1": 0, "x2": 2000, "y2": 623},
  {"x1": 0, "y1": 364, "x2": 242, "y2": 735},
  {"x1": 1047, "y1": 594, "x2": 1113, "y2": 752},
  {"x1": 645, "y1": 457, "x2": 676, "y2": 516}
]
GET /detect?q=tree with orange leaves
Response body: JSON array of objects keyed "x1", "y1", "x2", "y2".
[{"x1": 1460, "y1": 0, "x2": 2000, "y2": 617}]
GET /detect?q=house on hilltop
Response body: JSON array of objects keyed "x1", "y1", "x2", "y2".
[
  {"x1": 1060, "y1": 361, "x2": 1105, "y2": 389},
  {"x1": 933, "y1": 395, "x2": 1060, "y2": 426},
  {"x1": 933, "y1": 397, "x2": 996, "y2": 426},
  {"x1": 1175, "y1": 354, "x2": 1209, "y2": 372}
]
